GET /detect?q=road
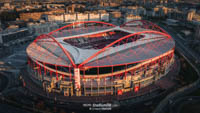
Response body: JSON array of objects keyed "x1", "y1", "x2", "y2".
[
  {"x1": 158, "y1": 23, "x2": 200, "y2": 65},
  {"x1": 0, "y1": 103, "x2": 30, "y2": 113},
  {"x1": 0, "y1": 72, "x2": 30, "y2": 113},
  {"x1": 170, "y1": 96, "x2": 200, "y2": 113},
  {"x1": 153, "y1": 23, "x2": 200, "y2": 113},
  {"x1": 0, "y1": 73, "x2": 8, "y2": 92}
]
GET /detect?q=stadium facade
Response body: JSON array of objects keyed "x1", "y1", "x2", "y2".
[{"x1": 26, "y1": 20, "x2": 175, "y2": 102}]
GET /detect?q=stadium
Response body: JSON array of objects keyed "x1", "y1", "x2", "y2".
[{"x1": 25, "y1": 20, "x2": 175, "y2": 103}]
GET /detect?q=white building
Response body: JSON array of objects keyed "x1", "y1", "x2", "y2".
[
  {"x1": 100, "y1": 13, "x2": 109, "y2": 21},
  {"x1": 48, "y1": 14, "x2": 64, "y2": 22},
  {"x1": 89, "y1": 13, "x2": 100, "y2": 21},
  {"x1": 65, "y1": 13, "x2": 77, "y2": 22},
  {"x1": 46, "y1": 12, "x2": 109, "y2": 22},
  {"x1": 0, "y1": 28, "x2": 30, "y2": 44},
  {"x1": 28, "y1": 22, "x2": 59, "y2": 35},
  {"x1": 77, "y1": 13, "x2": 89, "y2": 21},
  {"x1": 165, "y1": 19, "x2": 179, "y2": 26},
  {"x1": 125, "y1": 15, "x2": 142, "y2": 22}
]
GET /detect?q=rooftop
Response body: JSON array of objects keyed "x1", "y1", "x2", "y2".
[{"x1": 26, "y1": 20, "x2": 175, "y2": 67}]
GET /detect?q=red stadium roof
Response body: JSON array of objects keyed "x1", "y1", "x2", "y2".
[{"x1": 26, "y1": 20, "x2": 175, "y2": 68}]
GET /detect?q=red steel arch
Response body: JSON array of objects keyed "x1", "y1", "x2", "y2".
[
  {"x1": 34, "y1": 34, "x2": 76, "y2": 67},
  {"x1": 32, "y1": 21, "x2": 172, "y2": 68},
  {"x1": 78, "y1": 30, "x2": 172, "y2": 68},
  {"x1": 120, "y1": 20, "x2": 167, "y2": 34},
  {"x1": 48, "y1": 21, "x2": 116, "y2": 35},
  {"x1": 32, "y1": 21, "x2": 116, "y2": 68}
]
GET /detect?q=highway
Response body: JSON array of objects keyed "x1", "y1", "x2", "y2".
[
  {"x1": 0, "y1": 103, "x2": 30, "y2": 113},
  {"x1": 158, "y1": 23, "x2": 200, "y2": 65},
  {"x1": 0, "y1": 72, "x2": 31, "y2": 113},
  {"x1": 153, "y1": 23, "x2": 200, "y2": 113},
  {"x1": 170, "y1": 96, "x2": 200, "y2": 113}
]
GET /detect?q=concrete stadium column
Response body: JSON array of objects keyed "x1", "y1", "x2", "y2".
[
  {"x1": 55, "y1": 65, "x2": 58, "y2": 80},
  {"x1": 69, "y1": 67, "x2": 71, "y2": 81},
  {"x1": 50, "y1": 70, "x2": 52, "y2": 78},
  {"x1": 42, "y1": 62, "x2": 46, "y2": 76},
  {"x1": 74, "y1": 68, "x2": 81, "y2": 96}
]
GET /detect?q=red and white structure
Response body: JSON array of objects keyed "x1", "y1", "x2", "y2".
[{"x1": 26, "y1": 20, "x2": 175, "y2": 100}]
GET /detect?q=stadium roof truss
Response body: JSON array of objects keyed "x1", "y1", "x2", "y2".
[{"x1": 27, "y1": 20, "x2": 175, "y2": 69}]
